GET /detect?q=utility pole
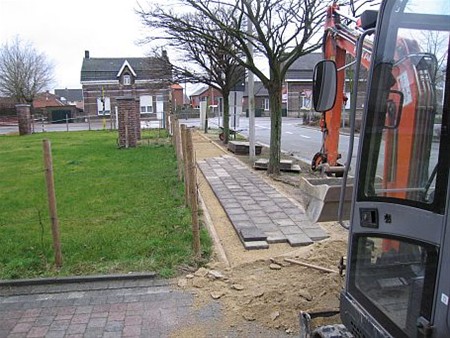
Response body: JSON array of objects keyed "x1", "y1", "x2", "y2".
[{"x1": 247, "y1": 8, "x2": 256, "y2": 160}]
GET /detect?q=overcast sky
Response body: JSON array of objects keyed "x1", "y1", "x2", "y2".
[{"x1": 0, "y1": 0, "x2": 153, "y2": 91}]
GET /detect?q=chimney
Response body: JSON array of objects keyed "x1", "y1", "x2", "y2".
[{"x1": 85, "y1": 50, "x2": 90, "y2": 59}]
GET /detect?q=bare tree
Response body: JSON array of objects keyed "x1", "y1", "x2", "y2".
[
  {"x1": 138, "y1": 6, "x2": 244, "y2": 144},
  {"x1": 166, "y1": 0, "x2": 330, "y2": 175},
  {"x1": 0, "y1": 37, "x2": 54, "y2": 104}
]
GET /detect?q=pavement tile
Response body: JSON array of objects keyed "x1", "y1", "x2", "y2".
[
  {"x1": 302, "y1": 228, "x2": 329, "y2": 241},
  {"x1": 83, "y1": 328, "x2": 104, "y2": 338},
  {"x1": 265, "y1": 231, "x2": 287, "y2": 244},
  {"x1": 122, "y1": 325, "x2": 141, "y2": 336},
  {"x1": 274, "y1": 219, "x2": 296, "y2": 227},
  {"x1": 71, "y1": 313, "x2": 90, "y2": 324},
  {"x1": 67, "y1": 323, "x2": 87, "y2": 335},
  {"x1": 239, "y1": 228, "x2": 267, "y2": 242},
  {"x1": 243, "y1": 241, "x2": 269, "y2": 250},
  {"x1": 34, "y1": 315, "x2": 54, "y2": 325},
  {"x1": 286, "y1": 234, "x2": 314, "y2": 247},
  {"x1": 87, "y1": 317, "x2": 107, "y2": 329},
  {"x1": 45, "y1": 330, "x2": 66, "y2": 338},
  {"x1": 11, "y1": 322, "x2": 33, "y2": 333},
  {"x1": 280, "y1": 226, "x2": 305, "y2": 235},
  {"x1": 104, "y1": 320, "x2": 124, "y2": 332},
  {"x1": 26, "y1": 325, "x2": 49, "y2": 337},
  {"x1": 49, "y1": 319, "x2": 70, "y2": 331},
  {"x1": 75, "y1": 305, "x2": 93, "y2": 314}
]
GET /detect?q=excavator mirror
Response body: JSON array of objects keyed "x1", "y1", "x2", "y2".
[
  {"x1": 313, "y1": 60, "x2": 337, "y2": 112},
  {"x1": 359, "y1": 10, "x2": 378, "y2": 30}
]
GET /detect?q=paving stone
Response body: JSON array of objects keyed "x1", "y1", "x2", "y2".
[
  {"x1": 239, "y1": 228, "x2": 267, "y2": 242},
  {"x1": 302, "y1": 228, "x2": 329, "y2": 241},
  {"x1": 226, "y1": 207, "x2": 246, "y2": 215},
  {"x1": 247, "y1": 210, "x2": 266, "y2": 217},
  {"x1": 265, "y1": 231, "x2": 287, "y2": 244},
  {"x1": 274, "y1": 219, "x2": 296, "y2": 227},
  {"x1": 286, "y1": 234, "x2": 314, "y2": 247},
  {"x1": 243, "y1": 241, "x2": 269, "y2": 250},
  {"x1": 280, "y1": 226, "x2": 304, "y2": 235}
]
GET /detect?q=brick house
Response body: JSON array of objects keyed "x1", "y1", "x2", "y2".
[
  {"x1": 33, "y1": 91, "x2": 81, "y2": 123},
  {"x1": 284, "y1": 53, "x2": 322, "y2": 117},
  {"x1": 189, "y1": 85, "x2": 223, "y2": 112},
  {"x1": 80, "y1": 50, "x2": 172, "y2": 119}
]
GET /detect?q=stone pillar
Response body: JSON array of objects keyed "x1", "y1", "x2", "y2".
[
  {"x1": 117, "y1": 97, "x2": 140, "y2": 148},
  {"x1": 16, "y1": 104, "x2": 32, "y2": 135}
]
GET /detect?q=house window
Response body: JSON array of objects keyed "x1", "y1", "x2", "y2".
[
  {"x1": 301, "y1": 95, "x2": 311, "y2": 109},
  {"x1": 140, "y1": 95, "x2": 153, "y2": 114},
  {"x1": 97, "y1": 97, "x2": 111, "y2": 115},
  {"x1": 123, "y1": 74, "x2": 131, "y2": 86},
  {"x1": 263, "y1": 98, "x2": 270, "y2": 111}
]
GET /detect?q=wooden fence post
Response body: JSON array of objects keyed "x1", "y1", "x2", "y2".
[
  {"x1": 180, "y1": 124, "x2": 189, "y2": 206},
  {"x1": 185, "y1": 129, "x2": 201, "y2": 259},
  {"x1": 43, "y1": 139, "x2": 63, "y2": 268}
]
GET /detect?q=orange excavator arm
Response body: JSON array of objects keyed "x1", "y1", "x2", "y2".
[{"x1": 312, "y1": 3, "x2": 373, "y2": 175}]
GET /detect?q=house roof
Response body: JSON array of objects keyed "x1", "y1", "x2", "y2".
[
  {"x1": 285, "y1": 53, "x2": 322, "y2": 80},
  {"x1": 244, "y1": 82, "x2": 269, "y2": 97},
  {"x1": 33, "y1": 92, "x2": 65, "y2": 109},
  {"x1": 80, "y1": 56, "x2": 171, "y2": 82},
  {"x1": 54, "y1": 89, "x2": 83, "y2": 102},
  {"x1": 189, "y1": 85, "x2": 209, "y2": 97}
]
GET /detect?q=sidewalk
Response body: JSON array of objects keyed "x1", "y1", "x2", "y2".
[{"x1": 0, "y1": 130, "x2": 332, "y2": 337}]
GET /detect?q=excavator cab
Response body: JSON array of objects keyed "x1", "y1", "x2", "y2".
[{"x1": 311, "y1": 0, "x2": 449, "y2": 337}]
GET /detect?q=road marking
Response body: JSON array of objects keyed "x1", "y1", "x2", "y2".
[
  {"x1": 285, "y1": 132, "x2": 293, "y2": 135},
  {"x1": 300, "y1": 135, "x2": 311, "y2": 139},
  {"x1": 255, "y1": 124, "x2": 270, "y2": 129}
]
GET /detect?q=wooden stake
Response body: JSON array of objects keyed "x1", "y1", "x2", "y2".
[
  {"x1": 43, "y1": 139, "x2": 63, "y2": 268},
  {"x1": 185, "y1": 129, "x2": 200, "y2": 259},
  {"x1": 173, "y1": 120, "x2": 182, "y2": 182},
  {"x1": 284, "y1": 258, "x2": 338, "y2": 274},
  {"x1": 181, "y1": 125, "x2": 190, "y2": 206}
]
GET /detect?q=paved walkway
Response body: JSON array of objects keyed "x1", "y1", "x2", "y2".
[
  {"x1": 0, "y1": 279, "x2": 290, "y2": 338},
  {"x1": 198, "y1": 155, "x2": 328, "y2": 249}
]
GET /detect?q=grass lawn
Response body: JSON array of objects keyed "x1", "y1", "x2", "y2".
[{"x1": 0, "y1": 130, "x2": 211, "y2": 279}]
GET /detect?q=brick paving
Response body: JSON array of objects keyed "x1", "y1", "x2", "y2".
[
  {"x1": 198, "y1": 155, "x2": 328, "y2": 249},
  {"x1": 0, "y1": 279, "x2": 290, "y2": 337}
]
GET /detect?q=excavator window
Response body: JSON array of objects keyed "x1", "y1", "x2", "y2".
[{"x1": 359, "y1": 14, "x2": 449, "y2": 213}]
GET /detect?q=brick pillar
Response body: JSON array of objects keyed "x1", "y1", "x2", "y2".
[
  {"x1": 133, "y1": 99, "x2": 141, "y2": 140},
  {"x1": 16, "y1": 104, "x2": 32, "y2": 135},
  {"x1": 117, "y1": 97, "x2": 140, "y2": 148}
]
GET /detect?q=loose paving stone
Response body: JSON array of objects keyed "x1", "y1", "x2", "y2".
[
  {"x1": 239, "y1": 227, "x2": 267, "y2": 242},
  {"x1": 243, "y1": 240, "x2": 270, "y2": 250},
  {"x1": 198, "y1": 156, "x2": 329, "y2": 249},
  {"x1": 286, "y1": 234, "x2": 314, "y2": 247},
  {"x1": 302, "y1": 228, "x2": 329, "y2": 241}
]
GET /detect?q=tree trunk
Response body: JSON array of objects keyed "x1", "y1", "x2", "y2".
[
  {"x1": 222, "y1": 89, "x2": 230, "y2": 144},
  {"x1": 268, "y1": 80, "x2": 283, "y2": 176}
]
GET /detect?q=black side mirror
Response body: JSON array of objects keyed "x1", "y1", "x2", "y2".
[{"x1": 313, "y1": 60, "x2": 337, "y2": 112}]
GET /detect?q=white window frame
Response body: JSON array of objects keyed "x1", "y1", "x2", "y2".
[
  {"x1": 301, "y1": 95, "x2": 311, "y2": 109},
  {"x1": 97, "y1": 97, "x2": 111, "y2": 115},
  {"x1": 140, "y1": 95, "x2": 153, "y2": 114},
  {"x1": 123, "y1": 74, "x2": 131, "y2": 86},
  {"x1": 263, "y1": 98, "x2": 270, "y2": 111}
]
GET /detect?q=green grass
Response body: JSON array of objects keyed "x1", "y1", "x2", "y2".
[{"x1": 0, "y1": 130, "x2": 211, "y2": 279}]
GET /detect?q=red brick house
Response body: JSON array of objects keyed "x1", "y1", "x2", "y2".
[
  {"x1": 80, "y1": 51, "x2": 172, "y2": 119},
  {"x1": 189, "y1": 85, "x2": 223, "y2": 113}
]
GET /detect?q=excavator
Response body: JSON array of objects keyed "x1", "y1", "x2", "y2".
[{"x1": 303, "y1": 0, "x2": 450, "y2": 337}]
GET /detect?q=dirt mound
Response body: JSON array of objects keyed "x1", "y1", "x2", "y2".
[{"x1": 177, "y1": 235, "x2": 347, "y2": 334}]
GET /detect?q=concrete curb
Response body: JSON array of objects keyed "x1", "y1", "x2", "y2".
[{"x1": 0, "y1": 272, "x2": 157, "y2": 287}]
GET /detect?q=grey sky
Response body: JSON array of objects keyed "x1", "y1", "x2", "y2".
[{"x1": 0, "y1": 0, "x2": 150, "y2": 90}]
